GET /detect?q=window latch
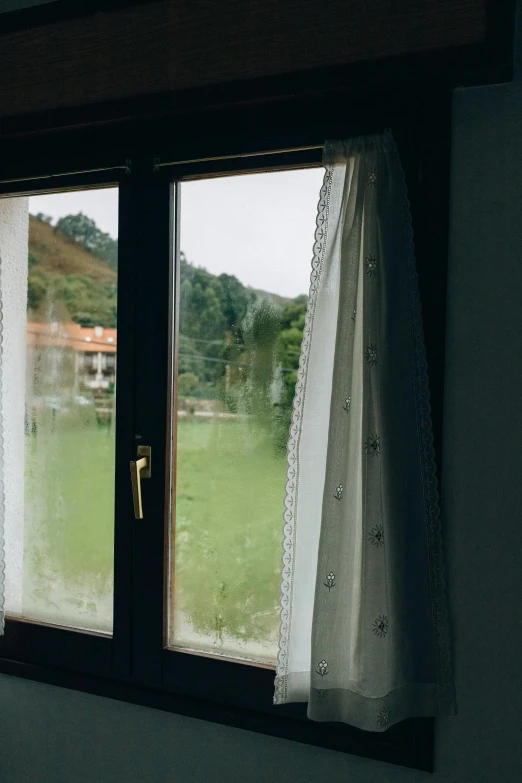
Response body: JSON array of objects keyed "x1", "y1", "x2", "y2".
[{"x1": 130, "y1": 445, "x2": 151, "y2": 519}]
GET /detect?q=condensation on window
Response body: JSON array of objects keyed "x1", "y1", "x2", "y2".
[
  {"x1": 2, "y1": 189, "x2": 118, "y2": 634},
  {"x1": 168, "y1": 169, "x2": 324, "y2": 664}
]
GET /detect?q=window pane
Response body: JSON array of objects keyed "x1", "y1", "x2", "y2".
[
  {"x1": 2, "y1": 188, "x2": 118, "y2": 634},
  {"x1": 168, "y1": 169, "x2": 324, "y2": 664}
]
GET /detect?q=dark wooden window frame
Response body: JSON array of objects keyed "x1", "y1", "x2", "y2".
[{"x1": 0, "y1": 82, "x2": 453, "y2": 772}]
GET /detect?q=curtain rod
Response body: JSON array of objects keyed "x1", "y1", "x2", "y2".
[
  {"x1": 0, "y1": 161, "x2": 130, "y2": 187},
  {"x1": 0, "y1": 145, "x2": 323, "y2": 186},
  {"x1": 155, "y1": 144, "x2": 324, "y2": 168}
]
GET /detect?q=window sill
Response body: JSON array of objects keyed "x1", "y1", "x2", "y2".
[{"x1": 0, "y1": 654, "x2": 434, "y2": 771}]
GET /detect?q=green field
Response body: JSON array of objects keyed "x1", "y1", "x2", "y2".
[
  {"x1": 24, "y1": 409, "x2": 116, "y2": 630},
  {"x1": 24, "y1": 413, "x2": 286, "y2": 651},
  {"x1": 174, "y1": 418, "x2": 285, "y2": 653},
  {"x1": 24, "y1": 208, "x2": 303, "y2": 648}
]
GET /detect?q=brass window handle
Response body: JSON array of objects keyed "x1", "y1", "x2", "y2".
[{"x1": 130, "y1": 445, "x2": 151, "y2": 519}]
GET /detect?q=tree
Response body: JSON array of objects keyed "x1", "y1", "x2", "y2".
[
  {"x1": 178, "y1": 372, "x2": 200, "y2": 396},
  {"x1": 273, "y1": 296, "x2": 308, "y2": 450},
  {"x1": 52, "y1": 275, "x2": 117, "y2": 328},
  {"x1": 176, "y1": 253, "x2": 308, "y2": 439},
  {"x1": 54, "y1": 213, "x2": 118, "y2": 270},
  {"x1": 238, "y1": 299, "x2": 282, "y2": 428},
  {"x1": 27, "y1": 270, "x2": 48, "y2": 310},
  {"x1": 279, "y1": 298, "x2": 307, "y2": 330},
  {"x1": 217, "y1": 273, "x2": 254, "y2": 330},
  {"x1": 35, "y1": 213, "x2": 53, "y2": 225}
]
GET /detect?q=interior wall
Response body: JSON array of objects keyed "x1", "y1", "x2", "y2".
[{"x1": 1, "y1": 72, "x2": 522, "y2": 783}]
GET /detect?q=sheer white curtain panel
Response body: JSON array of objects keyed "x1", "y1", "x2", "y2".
[{"x1": 274, "y1": 132, "x2": 455, "y2": 732}]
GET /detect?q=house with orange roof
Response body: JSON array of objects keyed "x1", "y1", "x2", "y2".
[{"x1": 27, "y1": 321, "x2": 117, "y2": 392}]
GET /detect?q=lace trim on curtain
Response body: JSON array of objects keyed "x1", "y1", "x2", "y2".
[
  {"x1": 274, "y1": 166, "x2": 333, "y2": 704},
  {"x1": 390, "y1": 133, "x2": 455, "y2": 712},
  {"x1": 0, "y1": 245, "x2": 4, "y2": 635}
]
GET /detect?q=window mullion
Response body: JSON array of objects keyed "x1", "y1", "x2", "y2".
[
  {"x1": 128, "y1": 174, "x2": 173, "y2": 686},
  {"x1": 110, "y1": 177, "x2": 139, "y2": 680}
]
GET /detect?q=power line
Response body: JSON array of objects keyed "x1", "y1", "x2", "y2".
[
  {"x1": 179, "y1": 352, "x2": 232, "y2": 365},
  {"x1": 178, "y1": 351, "x2": 295, "y2": 373},
  {"x1": 179, "y1": 334, "x2": 226, "y2": 346}
]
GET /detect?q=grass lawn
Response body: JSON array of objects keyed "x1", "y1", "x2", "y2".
[
  {"x1": 173, "y1": 418, "x2": 286, "y2": 659},
  {"x1": 23, "y1": 413, "x2": 286, "y2": 655},
  {"x1": 24, "y1": 412, "x2": 115, "y2": 631}
]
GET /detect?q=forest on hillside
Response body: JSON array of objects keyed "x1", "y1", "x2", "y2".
[
  {"x1": 28, "y1": 212, "x2": 118, "y2": 327},
  {"x1": 28, "y1": 213, "x2": 308, "y2": 450},
  {"x1": 177, "y1": 252, "x2": 307, "y2": 449}
]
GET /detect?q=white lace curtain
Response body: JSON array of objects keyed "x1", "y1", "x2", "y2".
[
  {"x1": 274, "y1": 132, "x2": 455, "y2": 731},
  {"x1": 0, "y1": 238, "x2": 4, "y2": 636}
]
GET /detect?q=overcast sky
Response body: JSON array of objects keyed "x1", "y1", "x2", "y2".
[{"x1": 29, "y1": 167, "x2": 324, "y2": 299}]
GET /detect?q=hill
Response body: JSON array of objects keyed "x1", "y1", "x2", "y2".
[
  {"x1": 28, "y1": 215, "x2": 118, "y2": 327},
  {"x1": 27, "y1": 212, "x2": 307, "y2": 449},
  {"x1": 29, "y1": 215, "x2": 116, "y2": 284},
  {"x1": 250, "y1": 287, "x2": 292, "y2": 310},
  {"x1": 27, "y1": 215, "x2": 303, "y2": 336}
]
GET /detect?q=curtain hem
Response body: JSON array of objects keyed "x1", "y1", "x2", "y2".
[
  {"x1": 308, "y1": 681, "x2": 453, "y2": 732},
  {"x1": 274, "y1": 166, "x2": 334, "y2": 704},
  {"x1": 0, "y1": 240, "x2": 4, "y2": 636}
]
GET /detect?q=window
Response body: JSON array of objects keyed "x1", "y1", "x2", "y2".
[
  {"x1": 169, "y1": 171, "x2": 323, "y2": 665},
  {"x1": 0, "y1": 91, "x2": 449, "y2": 771},
  {"x1": 4, "y1": 189, "x2": 118, "y2": 634}
]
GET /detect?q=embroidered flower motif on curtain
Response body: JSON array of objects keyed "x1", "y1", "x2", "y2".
[
  {"x1": 323, "y1": 572, "x2": 336, "y2": 591},
  {"x1": 369, "y1": 525, "x2": 385, "y2": 547},
  {"x1": 378, "y1": 707, "x2": 391, "y2": 729},
  {"x1": 316, "y1": 660, "x2": 329, "y2": 677},
  {"x1": 373, "y1": 615, "x2": 389, "y2": 638},
  {"x1": 365, "y1": 254, "x2": 378, "y2": 276},
  {"x1": 365, "y1": 345, "x2": 378, "y2": 365},
  {"x1": 364, "y1": 435, "x2": 380, "y2": 456}
]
